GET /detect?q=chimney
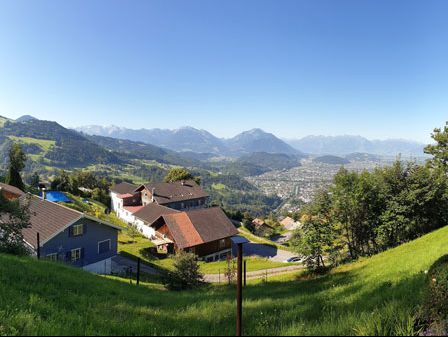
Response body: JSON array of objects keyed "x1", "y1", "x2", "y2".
[
  {"x1": 181, "y1": 180, "x2": 185, "y2": 186},
  {"x1": 41, "y1": 188, "x2": 47, "y2": 200},
  {"x1": 151, "y1": 188, "x2": 155, "y2": 202}
]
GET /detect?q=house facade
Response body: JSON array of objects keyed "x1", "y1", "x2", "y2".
[{"x1": 21, "y1": 195, "x2": 121, "y2": 274}]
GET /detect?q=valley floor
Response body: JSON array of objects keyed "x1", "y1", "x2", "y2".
[{"x1": 1, "y1": 226, "x2": 447, "y2": 335}]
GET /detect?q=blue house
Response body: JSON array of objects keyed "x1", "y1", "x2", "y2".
[{"x1": 21, "y1": 195, "x2": 121, "y2": 274}]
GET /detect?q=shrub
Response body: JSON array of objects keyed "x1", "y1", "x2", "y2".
[
  {"x1": 164, "y1": 251, "x2": 204, "y2": 291},
  {"x1": 418, "y1": 255, "x2": 448, "y2": 335}
]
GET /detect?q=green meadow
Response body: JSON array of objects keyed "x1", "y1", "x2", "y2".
[{"x1": 1, "y1": 225, "x2": 447, "y2": 335}]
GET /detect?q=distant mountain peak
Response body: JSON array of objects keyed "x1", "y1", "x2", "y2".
[{"x1": 16, "y1": 115, "x2": 38, "y2": 123}]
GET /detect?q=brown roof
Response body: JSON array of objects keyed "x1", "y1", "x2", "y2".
[
  {"x1": 158, "y1": 207, "x2": 238, "y2": 249},
  {"x1": 14, "y1": 195, "x2": 121, "y2": 248},
  {"x1": 136, "y1": 180, "x2": 209, "y2": 205},
  {"x1": 280, "y1": 217, "x2": 300, "y2": 230},
  {"x1": 133, "y1": 203, "x2": 180, "y2": 225},
  {"x1": 0, "y1": 183, "x2": 25, "y2": 197},
  {"x1": 111, "y1": 182, "x2": 138, "y2": 195}
]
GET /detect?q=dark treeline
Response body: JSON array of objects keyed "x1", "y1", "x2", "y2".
[{"x1": 293, "y1": 122, "x2": 448, "y2": 271}]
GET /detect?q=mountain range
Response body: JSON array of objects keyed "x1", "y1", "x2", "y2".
[
  {"x1": 76, "y1": 125, "x2": 300, "y2": 156},
  {"x1": 76, "y1": 125, "x2": 426, "y2": 157}
]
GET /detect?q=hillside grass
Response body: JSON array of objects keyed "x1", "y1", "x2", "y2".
[
  {"x1": 1, "y1": 226, "x2": 448, "y2": 335},
  {"x1": 8, "y1": 136, "x2": 55, "y2": 151}
]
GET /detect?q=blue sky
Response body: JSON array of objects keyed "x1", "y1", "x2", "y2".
[{"x1": 0, "y1": 0, "x2": 447, "y2": 142}]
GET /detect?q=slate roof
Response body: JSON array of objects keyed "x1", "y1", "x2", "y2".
[
  {"x1": 133, "y1": 203, "x2": 180, "y2": 225},
  {"x1": 136, "y1": 180, "x2": 209, "y2": 205},
  {"x1": 110, "y1": 182, "x2": 138, "y2": 195},
  {"x1": 158, "y1": 207, "x2": 238, "y2": 249}
]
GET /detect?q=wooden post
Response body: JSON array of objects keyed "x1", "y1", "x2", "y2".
[
  {"x1": 236, "y1": 243, "x2": 243, "y2": 336},
  {"x1": 36, "y1": 233, "x2": 41, "y2": 260},
  {"x1": 244, "y1": 260, "x2": 247, "y2": 287},
  {"x1": 137, "y1": 258, "x2": 141, "y2": 286}
]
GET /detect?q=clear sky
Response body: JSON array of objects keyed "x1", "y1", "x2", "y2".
[{"x1": 0, "y1": 0, "x2": 447, "y2": 142}]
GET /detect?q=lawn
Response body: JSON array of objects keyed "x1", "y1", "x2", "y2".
[
  {"x1": 1, "y1": 225, "x2": 447, "y2": 335},
  {"x1": 118, "y1": 232, "x2": 292, "y2": 274}
]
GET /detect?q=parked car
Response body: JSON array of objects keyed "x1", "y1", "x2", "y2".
[{"x1": 284, "y1": 256, "x2": 305, "y2": 263}]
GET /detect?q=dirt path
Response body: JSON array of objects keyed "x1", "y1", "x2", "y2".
[{"x1": 203, "y1": 264, "x2": 304, "y2": 283}]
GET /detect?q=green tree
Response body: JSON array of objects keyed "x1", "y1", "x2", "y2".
[
  {"x1": 425, "y1": 121, "x2": 448, "y2": 171},
  {"x1": 5, "y1": 143, "x2": 26, "y2": 191},
  {"x1": 164, "y1": 167, "x2": 201, "y2": 185},
  {"x1": 164, "y1": 251, "x2": 204, "y2": 290},
  {"x1": 0, "y1": 194, "x2": 31, "y2": 255}
]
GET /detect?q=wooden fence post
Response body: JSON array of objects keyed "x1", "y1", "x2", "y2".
[{"x1": 36, "y1": 233, "x2": 41, "y2": 260}]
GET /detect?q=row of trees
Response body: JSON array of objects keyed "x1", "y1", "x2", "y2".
[
  {"x1": 293, "y1": 122, "x2": 448, "y2": 272},
  {"x1": 51, "y1": 170, "x2": 112, "y2": 206}
]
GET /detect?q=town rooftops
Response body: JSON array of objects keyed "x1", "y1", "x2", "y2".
[
  {"x1": 133, "y1": 203, "x2": 180, "y2": 225},
  {"x1": 14, "y1": 195, "x2": 122, "y2": 249},
  {"x1": 135, "y1": 180, "x2": 209, "y2": 205},
  {"x1": 0, "y1": 183, "x2": 25, "y2": 198},
  {"x1": 154, "y1": 207, "x2": 238, "y2": 249},
  {"x1": 110, "y1": 182, "x2": 138, "y2": 195}
]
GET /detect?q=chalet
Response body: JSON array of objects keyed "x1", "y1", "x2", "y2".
[
  {"x1": 0, "y1": 183, "x2": 25, "y2": 200},
  {"x1": 110, "y1": 180, "x2": 237, "y2": 260},
  {"x1": 110, "y1": 180, "x2": 209, "y2": 224},
  {"x1": 150, "y1": 207, "x2": 238, "y2": 261},
  {"x1": 252, "y1": 218, "x2": 274, "y2": 230},
  {"x1": 18, "y1": 195, "x2": 121, "y2": 274}
]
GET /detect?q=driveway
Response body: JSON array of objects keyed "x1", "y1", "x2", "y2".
[
  {"x1": 111, "y1": 255, "x2": 159, "y2": 276},
  {"x1": 231, "y1": 235, "x2": 297, "y2": 262}
]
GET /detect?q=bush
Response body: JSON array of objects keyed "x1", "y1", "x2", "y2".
[
  {"x1": 163, "y1": 251, "x2": 204, "y2": 291},
  {"x1": 418, "y1": 255, "x2": 448, "y2": 335}
]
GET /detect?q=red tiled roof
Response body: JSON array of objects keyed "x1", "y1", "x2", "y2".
[
  {"x1": 117, "y1": 193, "x2": 134, "y2": 199},
  {"x1": 158, "y1": 207, "x2": 238, "y2": 249},
  {"x1": 123, "y1": 206, "x2": 145, "y2": 214}
]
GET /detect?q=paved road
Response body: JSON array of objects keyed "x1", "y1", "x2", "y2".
[
  {"x1": 271, "y1": 231, "x2": 294, "y2": 245},
  {"x1": 111, "y1": 255, "x2": 159, "y2": 275},
  {"x1": 231, "y1": 235, "x2": 297, "y2": 262}
]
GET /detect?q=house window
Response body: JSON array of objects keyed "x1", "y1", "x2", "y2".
[
  {"x1": 98, "y1": 239, "x2": 111, "y2": 254},
  {"x1": 72, "y1": 224, "x2": 84, "y2": 237},
  {"x1": 71, "y1": 248, "x2": 82, "y2": 262},
  {"x1": 219, "y1": 239, "x2": 227, "y2": 249},
  {"x1": 46, "y1": 253, "x2": 58, "y2": 261}
]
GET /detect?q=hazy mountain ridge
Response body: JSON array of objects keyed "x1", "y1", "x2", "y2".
[
  {"x1": 286, "y1": 135, "x2": 426, "y2": 157},
  {"x1": 76, "y1": 125, "x2": 299, "y2": 156}
]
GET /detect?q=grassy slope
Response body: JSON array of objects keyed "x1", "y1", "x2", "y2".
[{"x1": 1, "y1": 226, "x2": 448, "y2": 336}]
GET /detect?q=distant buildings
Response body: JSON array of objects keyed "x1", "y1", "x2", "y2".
[{"x1": 110, "y1": 180, "x2": 237, "y2": 261}]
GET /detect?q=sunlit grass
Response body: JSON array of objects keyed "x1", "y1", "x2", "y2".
[{"x1": 1, "y1": 226, "x2": 447, "y2": 335}]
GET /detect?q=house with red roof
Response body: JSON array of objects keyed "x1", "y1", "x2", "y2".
[{"x1": 110, "y1": 180, "x2": 237, "y2": 261}]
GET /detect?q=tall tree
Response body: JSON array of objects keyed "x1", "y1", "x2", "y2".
[
  {"x1": 164, "y1": 167, "x2": 201, "y2": 185},
  {"x1": 5, "y1": 143, "x2": 26, "y2": 191},
  {"x1": 0, "y1": 194, "x2": 31, "y2": 255},
  {"x1": 425, "y1": 122, "x2": 448, "y2": 171}
]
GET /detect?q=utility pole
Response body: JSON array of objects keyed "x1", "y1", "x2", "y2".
[
  {"x1": 236, "y1": 243, "x2": 243, "y2": 336},
  {"x1": 137, "y1": 258, "x2": 141, "y2": 285},
  {"x1": 36, "y1": 233, "x2": 41, "y2": 260}
]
